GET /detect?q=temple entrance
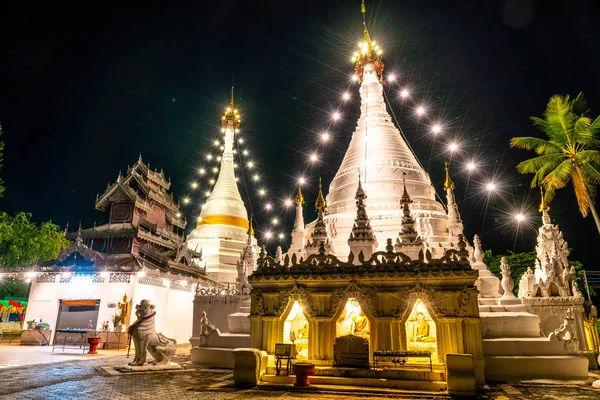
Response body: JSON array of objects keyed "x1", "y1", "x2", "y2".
[
  {"x1": 405, "y1": 299, "x2": 438, "y2": 361},
  {"x1": 283, "y1": 301, "x2": 309, "y2": 359}
]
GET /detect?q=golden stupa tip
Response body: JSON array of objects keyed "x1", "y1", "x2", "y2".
[
  {"x1": 539, "y1": 186, "x2": 549, "y2": 212},
  {"x1": 247, "y1": 214, "x2": 255, "y2": 235},
  {"x1": 296, "y1": 185, "x2": 305, "y2": 205},
  {"x1": 443, "y1": 161, "x2": 455, "y2": 191},
  {"x1": 315, "y1": 177, "x2": 327, "y2": 211}
]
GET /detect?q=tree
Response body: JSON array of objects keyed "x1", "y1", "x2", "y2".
[
  {"x1": 510, "y1": 93, "x2": 600, "y2": 233},
  {"x1": 0, "y1": 212, "x2": 69, "y2": 267},
  {"x1": 0, "y1": 123, "x2": 5, "y2": 199}
]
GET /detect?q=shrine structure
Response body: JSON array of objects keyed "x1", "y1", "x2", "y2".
[
  {"x1": 187, "y1": 88, "x2": 257, "y2": 284},
  {"x1": 19, "y1": 157, "x2": 211, "y2": 344},
  {"x1": 244, "y1": 0, "x2": 594, "y2": 390}
]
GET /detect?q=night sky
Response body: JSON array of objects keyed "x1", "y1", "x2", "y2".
[{"x1": 1, "y1": 0, "x2": 599, "y2": 269}]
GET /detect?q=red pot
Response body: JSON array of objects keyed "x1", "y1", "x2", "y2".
[
  {"x1": 87, "y1": 337, "x2": 102, "y2": 354},
  {"x1": 293, "y1": 363, "x2": 315, "y2": 387}
]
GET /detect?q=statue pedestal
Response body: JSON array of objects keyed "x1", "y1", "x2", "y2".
[{"x1": 121, "y1": 362, "x2": 182, "y2": 372}]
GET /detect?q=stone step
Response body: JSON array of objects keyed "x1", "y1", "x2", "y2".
[
  {"x1": 480, "y1": 312, "x2": 541, "y2": 338},
  {"x1": 484, "y1": 355, "x2": 589, "y2": 382},
  {"x1": 483, "y1": 337, "x2": 567, "y2": 356},
  {"x1": 265, "y1": 365, "x2": 445, "y2": 382},
  {"x1": 238, "y1": 306, "x2": 251, "y2": 313},
  {"x1": 261, "y1": 374, "x2": 448, "y2": 392},
  {"x1": 479, "y1": 304, "x2": 527, "y2": 312}
]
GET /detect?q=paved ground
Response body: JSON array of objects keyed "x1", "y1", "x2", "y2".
[
  {"x1": 0, "y1": 344, "x2": 128, "y2": 370},
  {"x1": 0, "y1": 346, "x2": 599, "y2": 399}
]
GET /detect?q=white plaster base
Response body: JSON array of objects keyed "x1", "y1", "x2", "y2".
[
  {"x1": 476, "y1": 270, "x2": 501, "y2": 298},
  {"x1": 121, "y1": 362, "x2": 182, "y2": 372},
  {"x1": 480, "y1": 312, "x2": 542, "y2": 338},
  {"x1": 484, "y1": 355, "x2": 588, "y2": 381},
  {"x1": 190, "y1": 347, "x2": 234, "y2": 368}
]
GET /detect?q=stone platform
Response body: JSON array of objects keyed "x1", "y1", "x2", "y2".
[
  {"x1": 262, "y1": 365, "x2": 447, "y2": 392},
  {"x1": 190, "y1": 347, "x2": 235, "y2": 368}
]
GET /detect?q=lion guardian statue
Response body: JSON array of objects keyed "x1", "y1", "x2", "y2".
[{"x1": 128, "y1": 299, "x2": 177, "y2": 366}]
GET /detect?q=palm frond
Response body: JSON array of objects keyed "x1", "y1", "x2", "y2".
[
  {"x1": 542, "y1": 160, "x2": 573, "y2": 191},
  {"x1": 515, "y1": 153, "x2": 562, "y2": 174},
  {"x1": 583, "y1": 163, "x2": 600, "y2": 185},
  {"x1": 576, "y1": 150, "x2": 600, "y2": 165},
  {"x1": 529, "y1": 156, "x2": 565, "y2": 187},
  {"x1": 509, "y1": 136, "x2": 562, "y2": 155},
  {"x1": 571, "y1": 92, "x2": 590, "y2": 116}
]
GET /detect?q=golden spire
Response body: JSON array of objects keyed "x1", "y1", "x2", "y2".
[
  {"x1": 539, "y1": 186, "x2": 550, "y2": 212},
  {"x1": 247, "y1": 214, "x2": 255, "y2": 235},
  {"x1": 353, "y1": 0, "x2": 384, "y2": 82},
  {"x1": 315, "y1": 178, "x2": 327, "y2": 211},
  {"x1": 361, "y1": 0, "x2": 371, "y2": 47},
  {"x1": 221, "y1": 86, "x2": 241, "y2": 128},
  {"x1": 296, "y1": 185, "x2": 305, "y2": 205},
  {"x1": 443, "y1": 161, "x2": 455, "y2": 191}
]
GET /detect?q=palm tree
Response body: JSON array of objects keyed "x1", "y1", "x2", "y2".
[{"x1": 510, "y1": 93, "x2": 600, "y2": 233}]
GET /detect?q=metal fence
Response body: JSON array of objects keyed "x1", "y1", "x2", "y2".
[{"x1": 582, "y1": 270, "x2": 600, "y2": 299}]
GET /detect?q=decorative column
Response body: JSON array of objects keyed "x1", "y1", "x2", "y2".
[
  {"x1": 305, "y1": 179, "x2": 334, "y2": 256},
  {"x1": 347, "y1": 176, "x2": 378, "y2": 262},
  {"x1": 499, "y1": 257, "x2": 520, "y2": 305},
  {"x1": 394, "y1": 174, "x2": 424, "y2": 259}
]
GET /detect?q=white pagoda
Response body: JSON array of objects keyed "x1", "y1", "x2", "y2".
[
  {"x1": 187, "y1": 88, "x2": 256, "y2": 284},
  {"x1": 320, "y1": 6, "x2": 456, "y2": 259}
]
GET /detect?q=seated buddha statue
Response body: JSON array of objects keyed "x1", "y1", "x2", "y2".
[
  {"x1": 298, "y1": 323, "x2": 309, "y2": 340},
  {"x1": 352, "y1": 312, "x2": 369, "y2": 338},
  {"x1": 410, "y1": 312, "x2": 435, "y2": 342}
]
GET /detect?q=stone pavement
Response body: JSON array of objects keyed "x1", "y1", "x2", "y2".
[
  {"x1": 0, "y1": 350, "x2": 599, "y2": 400},
  {"x1": 0, "y1": 343, "x2": 128, "y2": 370}
]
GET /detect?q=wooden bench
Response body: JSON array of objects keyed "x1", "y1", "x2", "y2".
[{"x1": 373, "y1": 350, "x2": 432, "y2": 370}]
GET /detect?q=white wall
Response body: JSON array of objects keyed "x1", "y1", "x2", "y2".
[
  {"x1": 25, "y1": 274, "x2": 194, "y2": 346},
  {"x1": 129, "y1": 279, "x2": 194, "y2": 344},
  {"x1": 25, "y1": 276, "x2": 134, "y2": 344}
]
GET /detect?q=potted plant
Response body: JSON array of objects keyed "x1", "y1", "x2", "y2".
[
  {"x1": 26, "y1": 319, "x2": 36, "y2": 330},
  {"x1": 37, "y1": 322, "x2": 50, "y2": 331},
  {"x1": 111, "y1": 313, "x2": 122, "y2": 332}
]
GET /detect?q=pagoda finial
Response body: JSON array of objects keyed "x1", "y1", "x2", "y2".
[
  {"x1": 222, "y1": 86, "x2": 241, "y2": 128},
  {"x1": 315, "y1": 177, "x2": 327, "y2": 211},
  {"x1": 361, "y1": 0, "x2": 370, "y2": 44},
  {"x1": 353, "y1": 0, "x2": 384, "y2": 82},
  {"x1": 296, "y1": 185, "x2": 305, "y2": 205},
  {"x1": 539, "y1": 186, "x2": 550, "y2": 212},
  {"x1": 138, "y1": 153, "x2": 143, "y2": 164},
  {"x1": 444, "y1": 161, "x2": 455, "y2": 191},
  {"x1": 400, "y1": 172, "x2": 411, "y2": 205},
  {"x1": 247, "y1": 214, "x2": 255, "y2": 236}
]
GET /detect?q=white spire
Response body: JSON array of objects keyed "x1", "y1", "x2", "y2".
[
  {"x1": 195, "y1": 87, "x2": 248, "y2": 231},
  {"x1": 445, "y1": 161, "x2": 464, "y2": 240},
  {"x1": 288, "y1": 185, "x2": 306, "y2": 259}
]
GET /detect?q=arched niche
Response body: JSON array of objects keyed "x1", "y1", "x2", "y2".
[
  {"x1": 282, "y1": 300, "x2": 310, "y2": 359},
  {"x1": 404, "y1": 298, "x2": 438, "y2": 362},
  {"x1": 336, "y1": 297, "x2": 371, "y2": 340}
]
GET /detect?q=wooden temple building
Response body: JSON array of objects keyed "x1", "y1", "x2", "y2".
[{"x1": 19, "y1": 156, "x2": 216, "y2": 344}]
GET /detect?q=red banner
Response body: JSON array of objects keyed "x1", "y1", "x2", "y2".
[{"x1": 62, "y1": 299, "x2": 97, "y2": 307}]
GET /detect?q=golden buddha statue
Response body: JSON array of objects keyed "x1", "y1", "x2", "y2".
[
  {"x1": 118, "y1": 294, "x2": 130, "y2": 326},
  {"x1": 411, "y1": 312, "x2": 435, "y2": 342},
  {"x1": 298, "y1": 323, "x2": 309, "y2": 340}
]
